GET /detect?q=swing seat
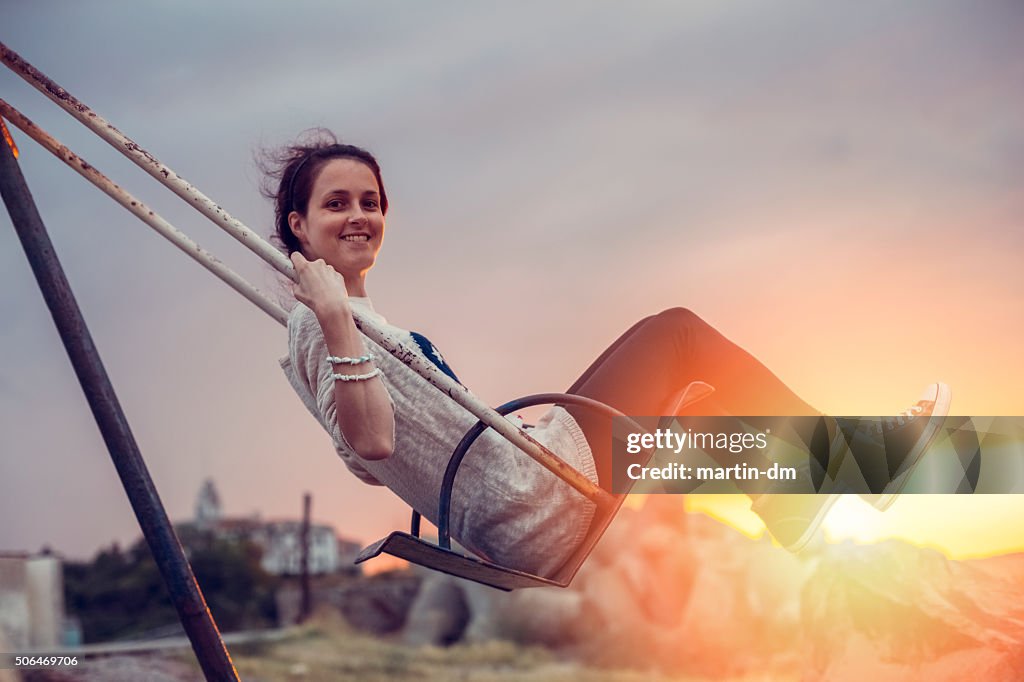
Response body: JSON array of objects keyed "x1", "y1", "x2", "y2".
[
  {"x1": 357, "y1": 532, "x2": 564, "y2": 590},
  {"x1": 356, "y1": 381, "x2": 716, "y2": 590}
]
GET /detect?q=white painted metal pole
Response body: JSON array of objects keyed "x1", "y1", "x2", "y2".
[
  {"x1": 0, "y1": 99, "x2": 289, "y2": 325},
  {"x1": 0, "y1": 42, "x2": 290, "y2": 277},
  {"x1": 0, "y1": 43, "x2": 612, "y2": 506}
]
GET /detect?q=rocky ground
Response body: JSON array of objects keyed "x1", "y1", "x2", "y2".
[
  {"x1": 341, "y1": 497, "x2": 1024, "y2": 680},
  {"x1": 14, "y1": 497, "x2": 1024, "y2": 681}
]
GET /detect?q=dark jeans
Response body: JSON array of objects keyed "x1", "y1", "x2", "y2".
[{"x1": 563, "y1": 308, "x2": 821, "y2": 492}]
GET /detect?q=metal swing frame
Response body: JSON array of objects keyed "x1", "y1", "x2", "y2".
[{"x1": 0, "y1": 40, "x2": 713, "y2": 615}]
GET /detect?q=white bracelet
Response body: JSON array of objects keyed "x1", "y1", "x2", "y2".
[
  {"x1": 326, "y1": 353, "x2": 374, "y2": 366},
  {"x1": 331, "y1": 368, "x2": 383, "y2": 382}
]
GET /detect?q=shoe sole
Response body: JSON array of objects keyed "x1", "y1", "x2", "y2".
[
  {"x1": 754, "y1": 492, "x2": 842, "y2": 553},
  {"x1": 871, "y1": 383, "x2": 951, "y2": 511},
  {"x1": 789, "y1": 493, "x2": 841, "y2": 552}
]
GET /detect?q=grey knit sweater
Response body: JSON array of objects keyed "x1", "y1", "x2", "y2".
[{"x1": 279, "y1": 299, "x2": 597, "y2": 577}]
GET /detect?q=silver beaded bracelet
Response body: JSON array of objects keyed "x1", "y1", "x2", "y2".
[
  {"x1": 331, "y1": 367, "x2": 383, "y2": 382},
  {"x1": 326, "y1": 353, "x2": 374, "y2": 366}
]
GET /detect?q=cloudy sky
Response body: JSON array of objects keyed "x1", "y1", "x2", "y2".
[{"x1": 2, "y1": 1, "x2": 1022, "y2": 561}]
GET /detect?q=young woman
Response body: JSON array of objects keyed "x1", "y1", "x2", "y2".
[{"x1": 271, "y1": 132, "x2": 950, "y2": 575}]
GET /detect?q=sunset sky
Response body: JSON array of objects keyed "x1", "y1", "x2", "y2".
[{"x1": 1, "y1": 1, "x2": 1022, "y2": 563}]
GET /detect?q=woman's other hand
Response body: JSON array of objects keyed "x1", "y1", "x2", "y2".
[{"x1": 291, "y1": 252, "x2": 349, "y2": 315}]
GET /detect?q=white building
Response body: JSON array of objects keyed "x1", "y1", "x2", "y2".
[
  {"x1": 258, "y1": 521, "x2": 341, "y2": 575},
  {"x1": 0, "y1": 551, "x2": 73, "y2": 650},
  {"x1": 189, "y1": 480, "x2": 361, "y2": 576}
]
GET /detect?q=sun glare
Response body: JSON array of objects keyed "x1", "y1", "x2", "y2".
[{"x1": 820, "y1": 495, "x2": 884, "y2": 544}]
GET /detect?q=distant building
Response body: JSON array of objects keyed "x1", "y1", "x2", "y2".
[
  {"x1": 184, "y1": 479, "x2": 361, "y2": 576},
  {"x1": 260, "y1": 521, "x2": 343, "y2": 575},
  {"x1": 194, "y1": 479, "x2": 222, "y2": 531},
  {"x1": 0, "y1": 550, "x2": 79, "y2": 650}
]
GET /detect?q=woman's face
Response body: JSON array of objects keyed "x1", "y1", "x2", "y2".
[{"x1": 289, "y1": 158, "x2": 385, "y2": 279}]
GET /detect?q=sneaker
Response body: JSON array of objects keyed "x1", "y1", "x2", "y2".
[
  {"x1": 751, "y1": 493, "x2": 841, "y2": 552},
  {"x1": 856, "y1": 382, "x2": 951, "y2": 510},
  {"x1": 750, "y1": 384, "x2": 950, "y2": 549},
  {"x1": 749, "y1": 418, "x2": 850, "y2": 552}
]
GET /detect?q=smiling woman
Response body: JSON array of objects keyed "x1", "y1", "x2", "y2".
[
  {"x1": 267, "y1": 131, "x2": 605, "y2": 577},
  {"x1": 265, "y1": 129, "x2": 955, "y2": 576}
]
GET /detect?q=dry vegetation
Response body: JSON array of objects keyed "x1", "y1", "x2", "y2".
[{"x1": 157, "y1": 610, "x2": 793, "y2": 682}]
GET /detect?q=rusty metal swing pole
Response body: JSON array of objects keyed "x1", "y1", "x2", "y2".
[
  {"x1": 0, "y1": 41, "x2": 614, "y2": 508},
  {"x1": 0, "y1": 130, "x2": 240, "y2": 682}
]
